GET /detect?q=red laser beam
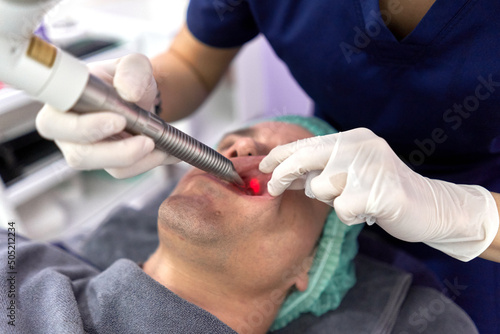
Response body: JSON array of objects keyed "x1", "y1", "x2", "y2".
[{"x1": 248, "y1": 178, "x2": 260, "y2": 195}]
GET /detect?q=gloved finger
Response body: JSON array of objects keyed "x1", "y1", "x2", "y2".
[
  {"x1": 106, "y1": 149, "x2": 181, "y2": 179},
  {"x1": 56, "y1": 135, "x2": 155, "y2": 170},
  {"x1": 308, "y1": 130, "x2": 366, "y2": 201},
  {"x1": 36, "y1": 105, "x2": 127, "y2": 143},
  {"x1": 259, "y1": 141, "x2": 301, "y2": 173},
  {"x1": 114, "y1": 54, "x2": 157, "y2": 107},
  {"x1": 88, "y1": 58, "x2": 118, "y2": 84},
  {"x1": 309, "y1": 172, "x2": 347, "y2": 202},
  {"x1": 266, "y1": 146, "x2": 332, "y2": 196},
  {"x1": 89, "y1": 54, "x2": 157, "y2": 111},
  {"x1": 332, "y1": 194, "x2": 368, "y2": 226},
  {"x1": 260, "y1": 135, "x2": 337, "y2": 173},
  {"x1": 301, "y1": 170, "x2": 321, "y2": 198},
  {"x1": 280, "y1": 172, "x2": 317, "y2": 192},
  {"x1": 284, "y1": 175, "x2": 307, "y2": 191}
]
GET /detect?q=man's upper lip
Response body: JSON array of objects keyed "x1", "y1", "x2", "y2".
[
  {"x1": 231, "y1": 156, "x2": 266, "y2": 175},
  {"x1": 231, "y1": 156, "x2": 272, "y2": 196},
  {"x1": 201, "y1": 156, "x2": 273, "y2": 197}
]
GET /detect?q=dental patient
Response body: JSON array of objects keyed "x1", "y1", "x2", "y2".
[{"x1": 0, "y1": 116, "x2": 477, "y2": 334}]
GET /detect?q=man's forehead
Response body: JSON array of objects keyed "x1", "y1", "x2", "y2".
[
  {"x1": 221, "y1": 127, "x2": 258, "y2": 140},
  {"x1": 221, "y1": 122, "x2": 311, "y2": 141}
]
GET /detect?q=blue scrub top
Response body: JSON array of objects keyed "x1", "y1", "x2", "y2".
[{"x1": 187, "y1": 0, "x2": 500, "y2": 332}]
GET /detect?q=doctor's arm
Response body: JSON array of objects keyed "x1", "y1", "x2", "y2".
[
  {"x1": 152, "y1": 24, "x2": 240, "y2": 122},
  {"x1": 36, "y1": 24, "x2": 239, "y2": 178},
  {"x1": 480, "y1": 192, "x2": 500, "y2": 261},
  {"x1": 260, "y1": 128, "x2": 500, "y2": 263}
]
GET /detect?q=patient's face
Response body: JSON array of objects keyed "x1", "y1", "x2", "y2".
[{"x1": 158, "y1": 122, "x2": 330, "y2": 293}]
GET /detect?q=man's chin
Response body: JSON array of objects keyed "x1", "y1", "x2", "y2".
[
  {"x1": 156, "y1": 197, "x2": 238, "y2": 272},
  {"x1": 157, "y1": 195, "x2": 232, "y2": 246}
]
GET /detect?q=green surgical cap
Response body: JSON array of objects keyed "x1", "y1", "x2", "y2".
[{"x1": 258, "y1": 115, "x2": 363, "y2": 331}]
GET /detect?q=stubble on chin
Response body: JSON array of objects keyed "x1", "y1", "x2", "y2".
[
  {"x1": 157, "y1": 195, "x2": 225, "y2": 245},
  {"x1": 156, "y1": 198, "x2": 238, "y2": 272}
]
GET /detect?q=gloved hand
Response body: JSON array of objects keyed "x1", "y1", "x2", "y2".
[
  {"x1": 260, "y1": 128, "x2": 499, "y2": 261},
  {"x1": 36, "y1": 53, "x2": 179, "y2": 178}
]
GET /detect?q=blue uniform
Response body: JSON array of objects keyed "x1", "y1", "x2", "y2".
[{"x1": 187, "y1": 0, "x2": 500, "y2": 332}]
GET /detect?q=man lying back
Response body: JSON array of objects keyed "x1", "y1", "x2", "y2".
[{"x1": 0, "y1": 116, "x2": 477, "y2": 334}]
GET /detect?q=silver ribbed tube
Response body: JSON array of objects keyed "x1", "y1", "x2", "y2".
[{"x1": 73, "y1": 74, "x2": 244, "y2": 186}]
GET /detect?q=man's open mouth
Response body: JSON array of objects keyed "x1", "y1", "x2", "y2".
[{"x1": 227, "y1": 156, "x2": 272, "y2": 197}]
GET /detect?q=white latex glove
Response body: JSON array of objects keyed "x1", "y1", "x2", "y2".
[
  {"x1": 260, "y1": 128, "x2": 499, "y2": 261},
  {"x1": 36, "y1": 53, "x2": 179, "y2": 178}
]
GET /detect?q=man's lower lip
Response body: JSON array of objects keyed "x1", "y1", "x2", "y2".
[{"x1": 200, "y1": 174, "x2": 245, "y2": 193}]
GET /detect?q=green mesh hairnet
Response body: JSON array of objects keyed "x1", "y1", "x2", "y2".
[{"x1": 257, "y1": 115, "x2": 363, "y2": 331}]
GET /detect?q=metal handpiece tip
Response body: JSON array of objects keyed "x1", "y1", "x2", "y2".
[
  {"x1": 226, "y1": 170, "x2": 244, "y2": 187},
  {"x1": 232, "y1": 174, "x2": 245, "y2": 187}
]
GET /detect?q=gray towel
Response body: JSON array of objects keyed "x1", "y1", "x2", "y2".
[
  {"x1": 272, "y1": 255, "x2": 478, "y2": 334},
  {"x1": 0, "y1": 229, "x2": 478, "y2": 334},
  {"x1": 0, "y1": 230, "x2": 236, "y2": 334},
  {"x1": 272, "y1": 255, "x2": 411, "y2": 334}
]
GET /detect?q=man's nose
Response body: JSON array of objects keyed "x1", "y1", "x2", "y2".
[{"x1": 225, "y1": 138, "x2": 258, "y2": 157}]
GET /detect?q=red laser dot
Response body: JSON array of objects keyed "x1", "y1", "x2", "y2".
[{"x1": 248, "y1": 178, "x2": 260, "y2": 195}]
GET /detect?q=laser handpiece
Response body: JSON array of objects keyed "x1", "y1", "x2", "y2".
[
  {"x1": 0, "y1": 20, "x2": 244, "y2": 186},
  {"x1": 74, "y1": 75, "x2": 245, "y2": 187}
]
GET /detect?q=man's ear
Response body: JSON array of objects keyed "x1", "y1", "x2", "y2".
[
  {"x1": 293, "y1": 254, "x2": 315, "y2": 292},
  {"x1": 294, "y1": 271, "x2": 310, "y2": 292}
]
